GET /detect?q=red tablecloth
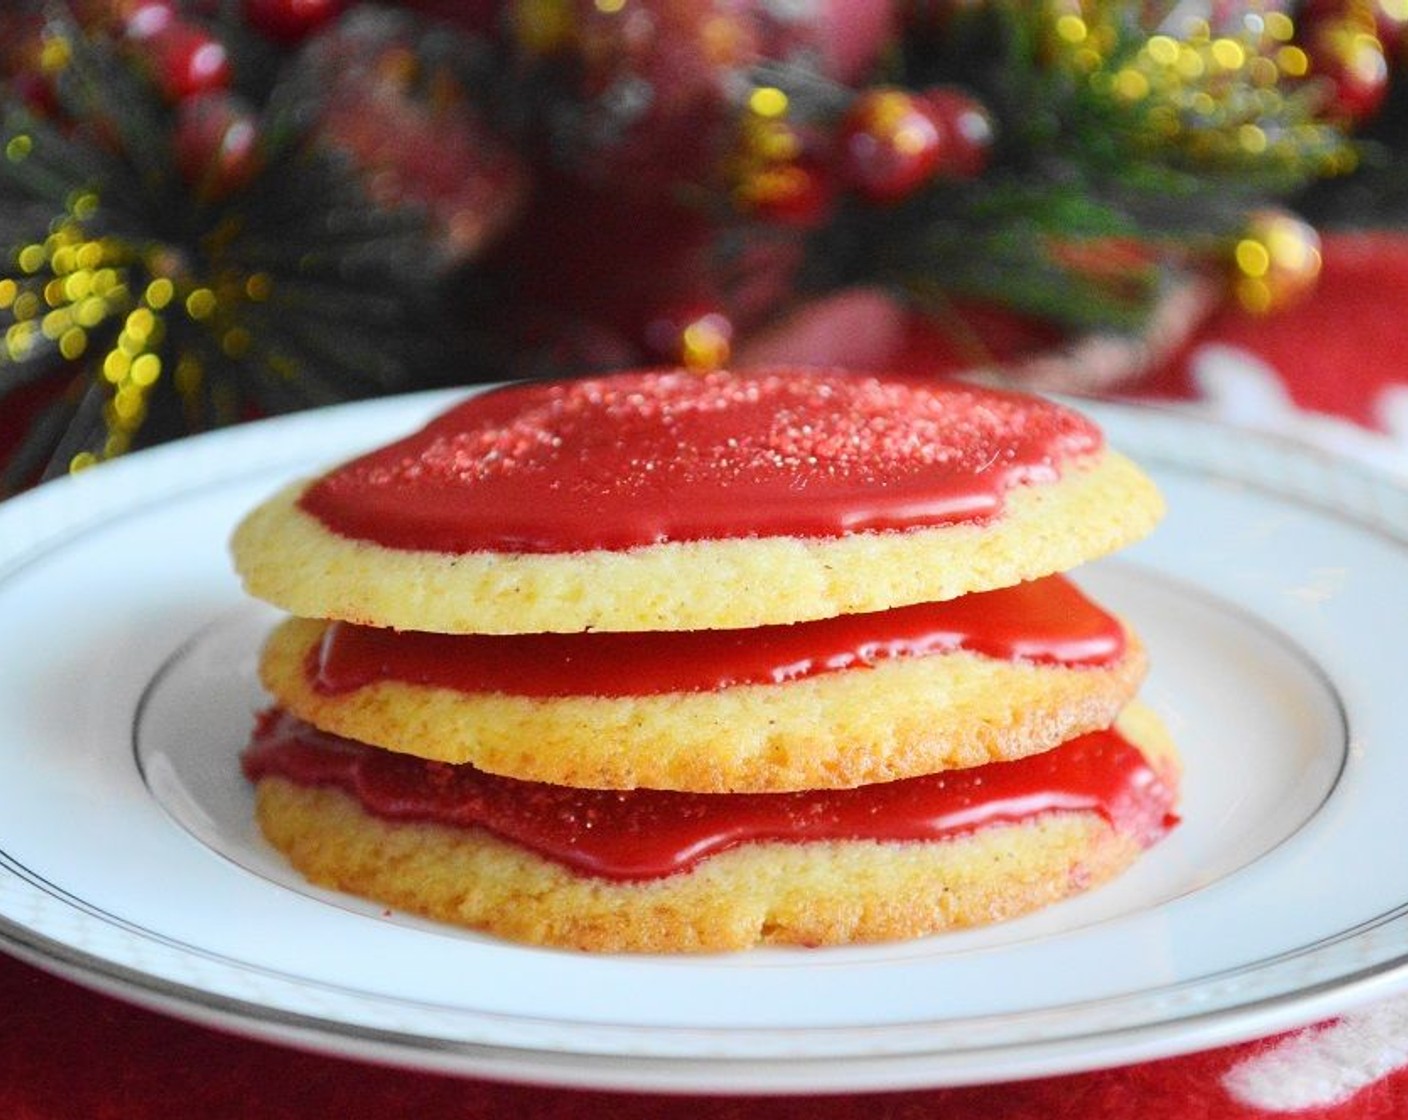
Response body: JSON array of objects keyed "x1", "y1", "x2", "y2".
[
  {"x1": 8, "y1": 943, "x2": 1408, "y2": 1119},
  {"x1": 5, "y1": 232, "x2": 1408, "y2": 1118}
]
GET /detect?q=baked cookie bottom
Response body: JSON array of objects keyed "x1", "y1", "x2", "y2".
[
  {"x1": 230, "y1": 450, "x2": 1163, "y2": 634},
  {"x1": 260, "y1": 615, "x2": 1149, "y2": 791},
  {"x1": 253, "y1": 788, "x2": 1152, "y2": 954},
  {"x1": 249, "y1": 708, "x2": 1179, "y2": 953}
]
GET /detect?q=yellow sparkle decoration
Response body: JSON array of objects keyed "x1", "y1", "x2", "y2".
[
  {"x1": 39, "y1": 34, "x2": 72, "y2": 74},
  {"x1": 1238, "y1": 123, "x2": 1269, "y2": 154},
  {"x1": 5, "y1": 135, "x2": 33, "y2": 163},
  {"x1": 125, "y1": 307, "x2": 157, "y2": 342},
  {"x1": 1210, "y1": 38, "x2": 1246, "y2": 71},
  {"x1": 731, "y1": 81, "x2": 816, "y2": 218},
  {"x1": 58, "y1": 328, "x2": 87, "y2": 360},
  {"x1": 1040, "y1": 1, "x2": 1354, "y2": 178},
  {"x1": 103, "y1": 350, "x2": 131, "y2": 384},
  {"x1": 6, "y1": 321, "x2": 37, "y2": 362},
  {"x1": 17, "y1": 245, "x2": 46, "y2": 274},
  {"x1": 1146, "y1": 36, "x2": 1179, "y2": 66},
  {"x1": 1265, "y1": 12, "x2": 1295, "y2": 41},
  {"x1": 748, "y1": 86, "x2": 789, "y2": 119},
  {"x1": 70, "y1": 192, "x2": 99, "y2": 222},
  {"x1": 0, "y1": 199, "x2": 162, "y2": 472},
  {"x1": 1232, "y1": 209, "x2": 1323, "y2": 314},
  {"x1": 1056, "y1": 14, "x2": 1088, "y2": 43},
  {"x1": 12, "y1": 290, "x2": 40, "y2": 320},
  {"x1": 145, "y1": 278, "x2": 176, "y2": 310},
  {"x1": 130, "y1": 353, "x2": 162, "y2": 387},
  {"x1": 185, "y1": 288, "x2": 218, "y2": 319},
  {"x1": 1276, "y1": 45, "x2": 1310, "y2": 77},
  {"x1": 2, "y1": 174, "x2": 282, "y2": 474},
  {"x1": 4, "y1": 219, "x2": 134, "y2": 385},
  {"x1": 1113, "y1": 67, "x2": 1150, "y2": 100},
  {"x1": 681, "y1": 314, "x2": 731, "y2": 372}
]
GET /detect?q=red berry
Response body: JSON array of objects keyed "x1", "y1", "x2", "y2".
[
  {"x1": 837, "y1": 88, "x2": 944, "y2": 203},
  {"x1": 173, "y1": 91, "x2": 262, "y2": 199},
  {"x1": 140, "y1": 19, "x2": 232, "y2": 101},
  {"x1": 922, "y1": 85, "x2": 994, "y2": 178},
  {"x1": 243, "y1": 0, "x2": 346, "y2": 44}
]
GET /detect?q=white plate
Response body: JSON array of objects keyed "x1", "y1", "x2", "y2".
[{"x1": 0, "y1": 389, "x2": 1406, "y2": 1093}]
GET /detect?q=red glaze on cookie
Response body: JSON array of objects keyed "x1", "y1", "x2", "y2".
[
  {"x1": 297, "y1": 369, "x2": 1104, "y2": 553},
  {"x1": 310, "y1": 574, "x2": 1125, "y2": 699},
  {"x1": 243, "y1": 711, "x2": 1179, "y2": 881}
]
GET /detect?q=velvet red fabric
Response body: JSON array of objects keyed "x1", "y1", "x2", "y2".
[{"x1": 5, "y1": 232, "x2": 1408, "y2": 1117}]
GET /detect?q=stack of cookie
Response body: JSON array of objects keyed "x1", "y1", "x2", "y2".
[{"x1": 231, "y1": 367, "x2": 1180, "y2": 953}]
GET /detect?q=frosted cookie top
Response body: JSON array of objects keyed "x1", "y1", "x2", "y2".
[
  {"x1": 231, "y1": 366, "x2": 1162, "y2": 633},
  {"x1": 296, "y1": 368, "x2": 1104, "y2": 553}
]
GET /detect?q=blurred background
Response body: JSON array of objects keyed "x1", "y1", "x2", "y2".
[{"x1": 2, "y1": 0, "x2": 1407, "y2": 490}]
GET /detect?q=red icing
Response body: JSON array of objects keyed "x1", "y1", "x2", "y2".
[
  {"x1": 242, "y1": 710, "x2": 1178, "y2": 881},
  {"x1": 311, "y1": 574, "x2": 1125, "y2": 698},
  {"x1": 297, "y1": 368, "x2": 1104, "y2": 553}
]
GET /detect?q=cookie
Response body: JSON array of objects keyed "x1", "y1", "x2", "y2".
[
  {"x1": 257, "y1": 574, "x2": 1149, "y2": 791},
  {"x1": 231, "y1": 369, "x2": 1164, "y2": 633},
  {"x1": 243, "y1": 703, "x2": 1181, "y2": 953}
]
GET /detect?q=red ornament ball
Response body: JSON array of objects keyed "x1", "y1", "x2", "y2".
[
  {"x1": 837, "y1": 84, "x2": 993, "y2": 202},
  {"x1": 1299, "y1": 0, "x2": 1407, "y2": 56},
  {"x1": 243, "y1": 0, "x2": 346, "y2": 44},
  {"x1": 837, "y1": 87, "x2": 945, "y2": 203},
  {"x1": 1303, "y1": 13, "x2": 1390, "y2": 120},
  {"x1": 922, "y1": 85, "x2": 994, "y2": 179}
]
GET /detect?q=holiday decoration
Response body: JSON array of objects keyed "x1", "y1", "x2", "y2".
[
  {"x1": 2, "y1": 0, "x2": 1407, "y2": 490},
  {"x1": 1230, "y1": 206, "x2": 1324, "y2": 311},
  {"x1": 921, "y1": 85, "x2": 994, "y2": 178},
  {"x1": 837, "y1": 87, "x2": 948, "y2": 202},
  {"x1": 0, "y1": 4, "x2": 508, "y2": 487},
  {"x1": 1300, "y1": 4, "x2": 1392, "y2": 119}
]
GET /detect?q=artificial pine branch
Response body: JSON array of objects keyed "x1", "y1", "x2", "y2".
[
  {"x1": 0, "y1": 4, "x2": 479, "y2": 489},
  {"x1": 846, "y1": 0, "x2": 1357, "y2": 335}
]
